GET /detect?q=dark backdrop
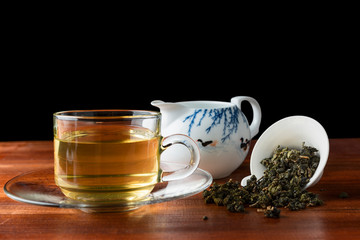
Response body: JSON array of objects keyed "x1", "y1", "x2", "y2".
[
  {"x1": 2, "y1": 15, "x2": 358, "y2": 141},
  {"x1": 1, "y1": 74, "x2": 357, "y2": 141}
]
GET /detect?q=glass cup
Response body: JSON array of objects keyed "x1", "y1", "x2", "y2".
[{"x1": 53, "y1": 110, "x2": 200, "y2": 203}]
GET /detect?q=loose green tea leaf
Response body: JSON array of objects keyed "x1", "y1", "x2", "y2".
[
  {"x1": 339, "y1": 192, "x2": 349, "y2": 198},
  {"x1": 203, "y1": 143, "x2": 323, "y2": 217},
  {"x1": 258, "y1": 206, "x2": 281, "y2": 218}
]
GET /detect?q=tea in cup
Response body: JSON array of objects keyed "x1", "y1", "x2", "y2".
[{"x1": 53, "y1": 110, "x2": 200, "y2": 203}]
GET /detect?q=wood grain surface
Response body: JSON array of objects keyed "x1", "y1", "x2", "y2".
[{"x1": 1, "y1": 139, "x2": 359, "y2": 239}]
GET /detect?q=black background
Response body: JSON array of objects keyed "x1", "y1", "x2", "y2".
[
  {"x1": 1, "y1": 75, "x2": 358, "y2": 141},
  {"x1": 1, "y1": 11, "x2": 358, "y2": 141}
]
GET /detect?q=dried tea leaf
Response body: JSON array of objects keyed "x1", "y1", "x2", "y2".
[{"x1": 203, "y1": 143, "x2": 323, "y2": 217}]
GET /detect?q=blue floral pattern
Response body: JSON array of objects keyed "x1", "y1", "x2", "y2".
[{"x1": 183, "y1": 106, "x2": 243, "y2": 143}]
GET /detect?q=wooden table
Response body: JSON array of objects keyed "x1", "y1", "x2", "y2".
[{"x1": 1, "y1": 139, "x2": 359, "y2": 239}]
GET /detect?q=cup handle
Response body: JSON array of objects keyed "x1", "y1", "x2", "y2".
[
  {"x1": 231, "y1": 96, "x2": 262, "y2": 139},
  {"x1": 160, "y1": 134, "x2": 200, "y2": 182}
]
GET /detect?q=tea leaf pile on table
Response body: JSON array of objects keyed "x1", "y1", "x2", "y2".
[{"x1": 203, "y1": 143, "x2": 323, "y2": 217}]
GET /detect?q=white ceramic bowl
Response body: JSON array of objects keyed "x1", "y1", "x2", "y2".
[{"x1": 241, "y1": 116, "x2": 329, "y2": 189}]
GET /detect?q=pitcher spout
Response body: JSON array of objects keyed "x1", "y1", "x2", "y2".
[
  {"x1": 151, "y1": 100, "x2": 186, "y2": 111},
  {"x1": 151, "y1": 100, "x2": 187, "y2": 131}
]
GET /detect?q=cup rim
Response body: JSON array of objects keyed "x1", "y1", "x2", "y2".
[{"x1": 54, "y1": 109, "x2": 161, "y2": 120}]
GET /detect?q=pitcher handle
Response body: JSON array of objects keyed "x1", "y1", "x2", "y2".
[{"x1": 231, "y1": 96, "x2": 262, "y2": 139}]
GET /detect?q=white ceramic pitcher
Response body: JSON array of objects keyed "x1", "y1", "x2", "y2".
[{"x1": 151, "y1": 96, "x2": 261, "y2": 179}]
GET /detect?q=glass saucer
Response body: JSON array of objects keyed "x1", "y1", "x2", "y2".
[{"x1": 4, "y1": 168, "x2": 212, "y2": 213}]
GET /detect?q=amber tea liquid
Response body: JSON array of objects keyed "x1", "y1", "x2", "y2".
[{"x1": 54, "y1": 125, "x2": 161, "y2": 202}]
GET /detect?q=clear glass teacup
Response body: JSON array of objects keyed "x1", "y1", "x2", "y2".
[{"x1": 54, "y1": 110, "x2": 200, "y2": 203}]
